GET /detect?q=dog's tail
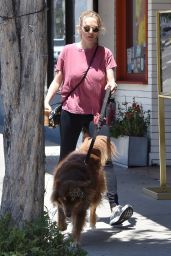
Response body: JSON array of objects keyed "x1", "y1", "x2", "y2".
[{"x1": 79, "y1": 135, "x2": 116, "y2": 166}]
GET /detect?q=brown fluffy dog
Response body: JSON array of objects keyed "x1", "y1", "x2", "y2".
[{"x1": 51, "y1": 135, "x2": 115, "y2": 244}]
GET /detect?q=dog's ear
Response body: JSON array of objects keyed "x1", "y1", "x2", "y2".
[
  {"x1": 51, "y1": 188, "x2": 59, "y2": 203},
  {"x1": 91, "y1": 148, "x2": 101, "y2": 158},
  {"x1": 86, "y1": 152, "x2": 101, "y2": 168},
  {"x1": 51, "y1": 180, "x2": 61, "y2": 202}
]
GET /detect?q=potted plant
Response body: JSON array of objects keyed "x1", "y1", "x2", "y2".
[{"x1": 110, "y1": 97, "x2": 150, "y2": 167}]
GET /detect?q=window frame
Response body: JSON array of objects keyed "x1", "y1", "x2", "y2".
[{"x1": 115, "y1": 0, "x2": 148, "y2": 84}]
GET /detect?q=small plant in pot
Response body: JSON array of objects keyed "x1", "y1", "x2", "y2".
[{"x1": 110, "y1": 97, "x2": 150, "y2": 138}]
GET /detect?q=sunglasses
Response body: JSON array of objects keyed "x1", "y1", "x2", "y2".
[{"x1": 82, "y1": 26, "x2": 100, "y2": 33}]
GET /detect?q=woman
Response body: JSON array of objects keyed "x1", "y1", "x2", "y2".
[{"x1": 45, "y1": 10, "x2": 133, "y2": 225}]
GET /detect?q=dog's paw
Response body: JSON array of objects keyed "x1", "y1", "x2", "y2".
[
  {"x1": 90, "y1": 224, "x2": 96, "y2": 230},
  {"x1": 63, "y1": 233, "x2": 72, "y2": 241},
  {"x1": 71, "y1": 241, "x2": 80, "y2": 248},
  {"x1": 72, "y1": 242, "x2": 79, "y2": 247}
]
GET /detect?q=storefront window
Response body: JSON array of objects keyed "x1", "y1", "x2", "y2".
[
  {"x1": 53, "y1": 0, "x2": 65, "y2": 61},
  {"x1": 116, "y1": 0, "x2": 148, "y2": 83},
  {"x1": 53, "y1": 0, "x2": 93, "y2": 56},
  {"x1": 74, "y1": 0, "x2": 94, "y2": 42},
  {"x1": 127, "y1": 0, "x2": 146, "y2": 74}
]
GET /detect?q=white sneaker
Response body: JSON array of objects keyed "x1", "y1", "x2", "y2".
[{"x1": 110, "y1": 204, "x2": 133, "y2": 225}]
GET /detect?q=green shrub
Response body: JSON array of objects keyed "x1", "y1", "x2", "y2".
[{"x1": 0, "y1": 212, "x2": 87, "y2": 256}]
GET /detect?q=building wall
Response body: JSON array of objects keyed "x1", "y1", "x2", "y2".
[
  {"x1": 148, "y1": 0, "x2": 171, "y2": 165},
  {"x1": 99, "y1": 0, "x2": 171, "y2": 166}
]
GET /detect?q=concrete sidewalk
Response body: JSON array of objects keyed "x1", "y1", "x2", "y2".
[
  {"x1": 1, "y1": 129, "x2": 171, "y2": 255},
  {"x1": 44, "y1": 134, "x2": 171, "y2": 256}
]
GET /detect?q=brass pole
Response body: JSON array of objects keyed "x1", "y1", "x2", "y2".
[{"x1": 158, "y1": 96, "x2": 167, "y2": 191}]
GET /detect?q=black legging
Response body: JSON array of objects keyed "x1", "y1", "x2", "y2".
[{"x1": 59, "y1": 109, "x2": 93, "y2": 162}]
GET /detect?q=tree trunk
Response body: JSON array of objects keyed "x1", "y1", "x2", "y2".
[{"x1": 0, "y1": 0, "x2": 47, "y2": 225}]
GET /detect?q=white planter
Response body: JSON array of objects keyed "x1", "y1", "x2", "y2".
[{"x1": 111, "y1": 136, "x2": 148, "y2": 167}]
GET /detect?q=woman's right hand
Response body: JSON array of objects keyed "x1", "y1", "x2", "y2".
[
  {"x1": 44, "y1": 101, "x2": 52, "y2": 112},
  {"x1": 44, "y1": 70, "x2": 63, "y2": 112}
]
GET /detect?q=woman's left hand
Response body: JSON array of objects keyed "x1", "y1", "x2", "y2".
[
  {"x1": 105, "y1": 82, "x2": 118, "y2": 94},
  {"x1": 105, "y1": 68, "x2": 118, "y2": 94}
]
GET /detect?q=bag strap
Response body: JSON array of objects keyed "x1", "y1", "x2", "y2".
[{"x1": 61, "y1": 45, "x2": 98, "y2": 105}]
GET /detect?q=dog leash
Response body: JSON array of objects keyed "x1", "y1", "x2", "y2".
[{"x1": 85, "y1": 87, "x2": 111, "y2": 164}]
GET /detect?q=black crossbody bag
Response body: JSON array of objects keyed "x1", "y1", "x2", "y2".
[{"x1": 48, "y1": 45, "x2": 98, "y2": 128}]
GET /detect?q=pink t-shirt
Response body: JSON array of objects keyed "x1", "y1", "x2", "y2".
[{"x1": 56, "y1": 43, "x2": 117, "y2": 115}]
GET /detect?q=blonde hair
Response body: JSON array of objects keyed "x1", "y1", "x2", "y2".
[{"x1": 78, "y1": 10, "x2": 105, "y2": 32}]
